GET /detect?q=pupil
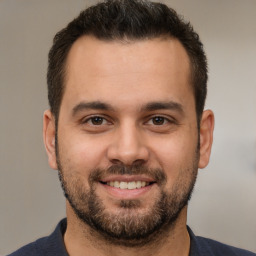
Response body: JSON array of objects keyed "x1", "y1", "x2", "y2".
[
  {"x1": 153, "y1": 117, "x2": 164, "y2": 125},
  {"x1": 92, "y1": 117, "x2": 103, "y2": 125}
]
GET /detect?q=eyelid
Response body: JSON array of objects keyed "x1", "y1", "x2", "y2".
[
  {"x1": 81, "y1": 114, "x2": 112, "y2": 125},
  {"x1": 80, "y1": 114, "x2": 177, "y2": 126},
  {"x1": 145, "y1": 115, "x2": 176, "y2": 125}
]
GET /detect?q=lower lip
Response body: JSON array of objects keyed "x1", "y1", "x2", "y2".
[{"x1": 100, "y1": 183, "x2": 156, "y2": 200}]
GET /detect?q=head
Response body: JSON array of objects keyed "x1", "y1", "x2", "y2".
[
  {"x1": 44, "y1": 0, "x2": 214, "y2": 247},
  {"x1": 47, "y1": 0, "x2": 208, "y2": 128}
]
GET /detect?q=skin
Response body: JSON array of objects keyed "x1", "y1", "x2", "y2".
[{"x1": 43, "y1": 36, "x2": 214, "y2": 256}]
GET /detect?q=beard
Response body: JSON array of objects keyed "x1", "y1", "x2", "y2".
[
  {"x1": 55, "y1": 124, "x2": 200, "y2": 247},
  {"x1": 56, "y1": 146, "x2": 199, "y2": 247}
]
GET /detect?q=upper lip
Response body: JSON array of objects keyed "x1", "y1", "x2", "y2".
[{"x1": 100, "y1": 175, "x2": 156, "y2": 183}]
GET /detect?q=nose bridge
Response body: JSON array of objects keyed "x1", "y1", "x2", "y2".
[{"x1": 107, "y1": 120, "x2": 149, "y2": 165}]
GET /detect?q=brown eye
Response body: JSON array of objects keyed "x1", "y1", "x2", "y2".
[
  {"x1": 152, "y1": 116, "x2": 166, "y2": 125},
  {"x1": 90, "y1": 116, "x2": 104, "y2": 125},
  {"x1": 81, "y1": 115, "x2": 113, "y2": 133}
]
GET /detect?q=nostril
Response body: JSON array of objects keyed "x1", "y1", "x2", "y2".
[
  {"x1": 133, "y1": 159, "x2": 147, "y2": 165},
  {"x1": 106, "y1": 140, "x2": 150, "y2": 166},
  {"x1": 110, "y1": 159, "x2": 123, "y2": 165},
  {"x1": 110, "y1": 159, "x2": 146, "y2": 166}
]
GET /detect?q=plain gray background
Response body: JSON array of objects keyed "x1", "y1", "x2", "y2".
[{"x1": 1, "y1": 0, "x2": 256, "y2": 254}]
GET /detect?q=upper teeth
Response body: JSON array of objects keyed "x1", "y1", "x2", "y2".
[{"x1": 107, "y1": 181, "x2": 148, "y2": 189}]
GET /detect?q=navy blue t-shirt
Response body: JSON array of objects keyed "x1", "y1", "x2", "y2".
[{"x1": 8, "y1": 219, "x2": 256, "y2": 256}]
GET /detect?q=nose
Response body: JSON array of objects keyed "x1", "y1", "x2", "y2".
[{"x1": 106, "y1": 123, "x2": 150, "y2": 166}]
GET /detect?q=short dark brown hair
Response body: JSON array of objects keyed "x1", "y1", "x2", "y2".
[{"x1": 47, "y1": 0, "x2": 208, "y2": 125}]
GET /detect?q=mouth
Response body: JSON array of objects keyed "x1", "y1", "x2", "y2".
[
  {"x1": 100, "y1": 180, "x2": 155, "y2": 190},
  {"x1": 98, "y1": 176, "x2": 157, "y2": 200}
]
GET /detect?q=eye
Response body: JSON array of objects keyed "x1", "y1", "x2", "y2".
[
  {"x1": 83, "y1": 116, "x2": 108, "y2": 126},
  {"x1": 144, "y1": 115, "x2": 178, "y2": 133},
  {"x1": 148, "y1": 116, "x2": 170, "y2": 125},
  {"x1": 151, "y1": 116, "x2": 167, "y2": 125},
  {"x1": 80, "y1": 115, "x2": 113, "y2": 133}
]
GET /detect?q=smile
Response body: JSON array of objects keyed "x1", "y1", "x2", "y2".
[
  {"x1": 99, "y1": 177, "x2": 157, "y2": 199},
  {"x1": 106, "y1": 181, "x2": 151, "y2": 190}
]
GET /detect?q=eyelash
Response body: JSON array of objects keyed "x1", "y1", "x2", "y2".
[
  {"x1": 146, "y1": 116, "x2": 174, "y2": 126},
  {"x1": 82, "y1": 115, "x2": 175, "y2": 126},
  {"x1": 82, "y1": 115, "x2": 111, "y2": 126}
]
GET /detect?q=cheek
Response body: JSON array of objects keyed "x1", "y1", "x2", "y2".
[
  {"x1": 149, "y1": 132, "x2": 198, "y2": 178},
  {"x1": 57, "y1": 131, "x2": 109, "y2": 173}
]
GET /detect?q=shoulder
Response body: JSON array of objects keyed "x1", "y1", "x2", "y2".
[
  {"x1": 7, "y1": 236, "x2": 48, "y2": 256},
  {"x1": 196, "y1": 236, "x2": 256, "y2": 256},
  {"x1": 7, "y1": 219, "x2": 68, "y2": 256},
  {"x1": 188, "y1": 226, "x2": 256, "y2": 256}
]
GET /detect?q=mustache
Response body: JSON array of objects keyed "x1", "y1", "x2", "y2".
[{"x1": 89, "y1": 164, "x2": 167, "y2": 185}]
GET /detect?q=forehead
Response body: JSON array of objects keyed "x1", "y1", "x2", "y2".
[
  {"x1": 62, "y1": 35, "x2": 194, "y2": 112},
  {"x1": 66, "y1": 35, "x2": 191, "y2": 80}
]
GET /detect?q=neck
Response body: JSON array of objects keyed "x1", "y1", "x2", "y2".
[{"x1": 64, "y1": 203, "x2": 190, "y2": 256}]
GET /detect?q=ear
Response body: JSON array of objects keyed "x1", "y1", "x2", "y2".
[
  {"x1": 198, "y1": 110, "x2": 214, "y2": 169},
  {"x1": 43, "y1": 109, "x2": 58, "y2": 170}
]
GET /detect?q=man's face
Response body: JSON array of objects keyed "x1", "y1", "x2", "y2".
[{"x1": 45, "y1": 36, "x2": 211, "y2": 245}]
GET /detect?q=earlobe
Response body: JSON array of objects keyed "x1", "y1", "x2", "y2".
[
  {"x1": 198, "y1": 110, "x2": 214, "y2": 169},
  {"x1": 43, "y1": 109, "x2": 58, "y2": 170}
]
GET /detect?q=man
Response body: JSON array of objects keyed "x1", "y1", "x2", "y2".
[{"x1": 8, "y1": 0, "x2": 255, "y2": 255}]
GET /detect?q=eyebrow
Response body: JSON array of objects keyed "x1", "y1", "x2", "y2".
[
  {"x1": 72, "y1": 100, "x2": 184, "y2": 116},
  {"x1": 141, "y1": 101, "x2": 184, "y2": 114},
  {"x1": 72, "y1": 101, "x2": 114, "y2": 116}
]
